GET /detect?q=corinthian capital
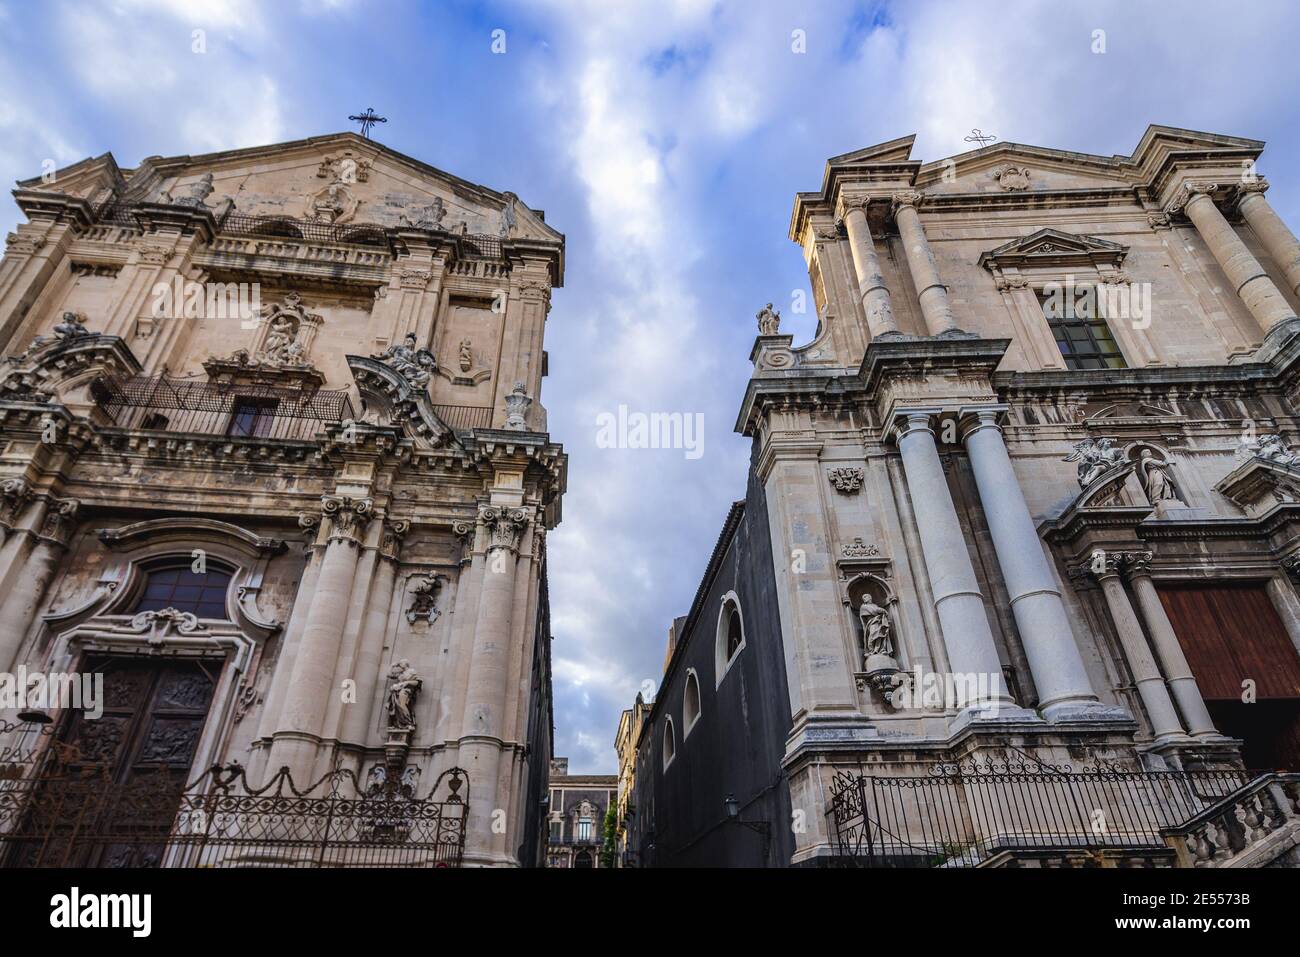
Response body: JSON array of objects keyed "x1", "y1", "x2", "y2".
[
  {"x1": 891, "y1": 189, "x2": 925, "y2": 215},
  {"x1": 1121, "y1": 550, "x2": 1154, "y2": 578},
  {"x1": 1165, "y1": 180, "x2": 1220, "y2": 217},
  {"x1": 39, "y1": 496, "x2": 80, "y2": 546},
  {"x1": 479, "y1": 504, "x2": 530, "y2": 554},
  {"x1": 1238, "y1": 177, "x2": 1269, "y2": 196},
  {"x1": 321, "y1": 495, "x2": 374, "y2": 544}
]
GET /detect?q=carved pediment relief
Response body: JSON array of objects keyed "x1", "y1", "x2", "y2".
[
  {"x1": 346, "y1": 353, "x2": 456, "y2": 449},
  {"x1": 979, "y1": 228, "x2": 1129, "y2": 274}
]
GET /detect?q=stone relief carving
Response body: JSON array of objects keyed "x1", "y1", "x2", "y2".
[
  {"x1": 991, "y1": 165, "x2": 1032, "y2": 191},
  {"x1": 399, "y1": 196, "x2": 446, "y2": 230},
  {"x1": 1064, "y1": 437, "x2": 1125, "y2": 488},
  {"x1": 827, "y1": 467, "x2": 865, "y2": 494},
  {"x1": 216, "y1": 292, "x2": 322, "y2": 369},
  {"x1": 756, "y1": 302, "x2": 781, "y2": 335},
  {"x1": 373, "y1": 333, "x2": 436, "y2": 389},
  {"x1": 842, "y1": 537, "x2": 880, "y2": 559},
  {"x1": 386, "y1": 659, "x2": 422, "y2": 731},
  {"x1": 316, "y1": 151, "x2": 372, "y2": 184},
  {"x1": 406, "y1": 574, "x2": 442, "y2": 623},
  {"x1": 1240, "y1": 433, "x2": 1300, "y2": 469},
  {"x1": 503, "y1": 381, "x2": 532, "y2": 430},
  {"x1": 128, "y1": 607, "x2": 204, "y2": 644}
]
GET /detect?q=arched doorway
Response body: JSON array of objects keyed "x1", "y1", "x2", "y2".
[{"x1": 573, "y1": 850, "x2": 594, "y2": 868}]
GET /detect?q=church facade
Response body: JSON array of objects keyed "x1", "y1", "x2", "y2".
[
  {"x1": 630, "y1": 126, "x2": 1300, "y2": 868},
  {"x1": 0, "y1": 132, "x2": 565, "y2": 867}
]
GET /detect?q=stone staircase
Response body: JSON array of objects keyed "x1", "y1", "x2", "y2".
[{"x1": 1160, "y1": 773, "x2": 1300, "y2": 868}]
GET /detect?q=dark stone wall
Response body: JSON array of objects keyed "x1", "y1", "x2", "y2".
[{"x1": 640, "y1": 438, "x2": 794, "y2": 866}]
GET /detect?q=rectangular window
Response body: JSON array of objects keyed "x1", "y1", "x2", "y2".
[
  {"x1": 1038, "y1": 286, "x2": 1127, "y2": 371},
  {"x1": 549, "y1": 820, "x2": 562, "y2": 841},
  {"x1": 227, "y1": 397, "x2": 279, "y2": 437},
  {"x1": 576, "y1": 819, "x2": 593, "y2": 841}
]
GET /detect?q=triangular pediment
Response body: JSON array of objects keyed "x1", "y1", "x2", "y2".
[
  {"x1": 988, "y1": 228, "x2": 1126, "y2": 259},
  {"x1": 827, "y1": 134, "x2": 917, "y2": 166},
  {"x1": 16, "y1": 133, "x2": 561, "y2": 244},
  {"x1": 17, "y1": 153, "x2": 126, "y2": 204}
]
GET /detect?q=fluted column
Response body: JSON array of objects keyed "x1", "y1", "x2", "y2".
[
  {"x1": 269, "y1": 495, "x2": 373, "y2": 777},
  {"x1": 892, "y1": 190, "x2": 960, "y2": 335},
  {"x1": 460, "y1": 504, "x2": 530, "y2": 864},
  {"x1": 1124, "y1": 555, "x2": 1218, "y2": 737},
  {"x1": 961, "y1": 409, "x2": 1116, "y2": 720},
  {"x1": 838, "y1": 197, "x2": 899, "y2": 338},
  {"x1": 1171, "y1": 182, "x2": 1295, "y2": 335},
  {"x1": 340, "y1": 521, "x2": 404, "y2": 745},
  {"x1": 0, "y1": 497, "x2": 77, "y2": 671},
  {"x1": 894, "y1": 411, "x2": 1016, "y2": 715},
  {"x1": 1088, "y1": 554, "x2": 1185, "y2": 741},
  {"x1": 1237, "y1": 180, "x2": 1300, "y2": 299}
]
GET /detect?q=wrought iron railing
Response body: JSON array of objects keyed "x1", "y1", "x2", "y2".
[
  {"x1": 92, "y1": 373, "x2": 353, "y2": 442},
  {"x1": 91, "y1": 201, "x2": 505, "y2": 258},
  {"x1": 0, "y1": 723, "x2": 469, "y2": 868},
  {"x1": 430, "y1": 404, "x2": 493, "y2": 431},
  {"x1": 829, "y1": 761, "x2": 1254, "y2": 868}
]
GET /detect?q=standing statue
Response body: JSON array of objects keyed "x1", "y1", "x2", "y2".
[
  {"x1": 1064, "y1": 437, "x2": 1125, "y2": 488},
  {"x1": 386, "y1": 659, "x2": 422, "y2": 731},
  {"x1": 756, "y1": 303, "x2": 781, "y2": 336},
  {"x1": 859, "y1": 596, "x2": 893, "y2": 660},
  {"x1": 458, "y1": 338, "x2": 473, "y2": 373},
  {"x1": 1138, "y1": 449, "x2": 1182, "y2": 504}
]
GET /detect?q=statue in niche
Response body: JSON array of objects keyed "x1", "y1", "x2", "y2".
[
  {"x1": 386, "y1": 659, "x2": 422, "y2": 731},
  {"x1": 458, "y1": 339, "x2": 473, "y2": 373},
  {"x1": 1241, "y1": 433, "x2": 1300, "y2": 469},
  {"x1": 375, "y1": 333, "x2": 436, "y2": 389},
  {"x1": 1138, "y1": 449, "x2": 1183, "y2": 505},
  {"x1": 756, "y1": 302, "x2": 781, "y2": 335},
  {"x1": 1065, "y1": 437, "x2": 1124, "y2": 488},
  {"x1": 256, "y1": 315, "x2": 304, "y2": 365},
  {"x1": 859, "y1": 596, "x2": 893, "y2": 661}
]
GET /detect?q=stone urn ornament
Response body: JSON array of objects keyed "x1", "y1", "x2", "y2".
[{"x1": 504, "y1": 381, "x2": 532, "y2": 430}]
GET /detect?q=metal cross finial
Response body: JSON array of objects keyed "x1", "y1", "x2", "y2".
[
  {"x1": 964, "y1": 128, "x2": 996, "y2": 148},
  {"x1": 348, "y1": 108, "x2": 388, "y2": 139}
]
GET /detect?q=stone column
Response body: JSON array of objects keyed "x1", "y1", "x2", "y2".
[
  {"x1": 0, "y1": 497, "x2": 77, "y2": 671},
  {"x1": 838, "y1": 197, "x2": 899, "y2": 339},
  {"x1": 961, "y1": 409, "x2": 1115, "y2": 720},
  {"x1": 269, "y1": 495, "x2": 373, "y2": 778},
  {"x1": 1124, "y1": 555, "x2": 1217, "y2": 737},
  {"x1": 894, "y1": 411, "x2": 1016, "y2": 715},
  {"x1": 1089, "y1": 555, "x2": 1185, "y2": 741},
  {"x1": 459, "y1": 504, "x2": 530, "y2": 864},
  {"x1": 1237, "y1": 180, "x2": 1300, "y2": 299},
  {"x1": 340, "y1": 521, "x2": 404, "y2": 745},
  {"x1": 891, "y1": 190, "x2": 960, "y2": 336},
  {"x1": 1171, "y1": 182, "x2": 1295, "y2": 335}
]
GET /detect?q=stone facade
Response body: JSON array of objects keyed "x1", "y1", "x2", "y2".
[
  {"x1": 633, "y1": 125, "x2": 1300, "y2": 867},
  {"x1": 544, "y1": 757, "x2": 617, "y2": 868},
  {"x1": 0, "y1": 132, "x2": 566, "y2": 867}
]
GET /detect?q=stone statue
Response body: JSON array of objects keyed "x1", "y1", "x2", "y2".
[
  {"x1": 1065, "y1": 437, "x2": 1124, "y2": 488},
  {"x1": 400, "y1": 197, "x2": 446, "y2": 230},
  {"x1": 756, "y1": 302, "x2": 781, "y2": 336},
  {"x1": 165, "y1": 172, "x2": 214, "y2": 208},
  {"x1": 1242, "y1": 433, "x2": 1300, "y2": 469},
  {"x1": 376, "y1": 333, "x2": 435, "y2": 389},
  {"x1": 458, "y1": 338, "x2": 473, "y2": 373},
  {"x1": 386, "y1": 659, "x2": 422, "y2": 731},
  {"x1": 256, "y1": 316, "x2": 301, "y2": 365},
  {"x1": 52, "y1": 311, "x2": 91, "y2": 341},
  {"x1": 1138, "y1": 449, "x2": 1182, "y2": 504},
  {"x1": 859, "y1": 596, "x2": 893, "y2": 659}
]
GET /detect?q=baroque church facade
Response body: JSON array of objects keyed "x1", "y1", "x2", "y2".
[
  {"x1": 0, "y1": 132, "x2": 565, "y2": 867},
  {"x1": 627, "y1": 126, "x2": 1300, "y2": 868}
]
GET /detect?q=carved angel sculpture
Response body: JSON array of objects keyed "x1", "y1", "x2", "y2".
[
  {"x1": 1241, "y1": 433, "x2": 1300, "y2": 469},
  {"x1": 376, "y1": 333, "x2": 436, "y2": 389},
  {"x1": 1064, "y1": 437, "x2": 1124, "y2": 488}
]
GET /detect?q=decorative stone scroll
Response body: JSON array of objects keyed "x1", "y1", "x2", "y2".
[
  {"x1": 480, "y1": 505, "x2": 530, "y2": 554},
  {"x1": 320, "y1": 495, "x2": 374, "y2": 544}
]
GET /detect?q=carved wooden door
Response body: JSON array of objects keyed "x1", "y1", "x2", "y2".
[{"x1": 41, "y1": 657, "x2": 216, "y2": 866}]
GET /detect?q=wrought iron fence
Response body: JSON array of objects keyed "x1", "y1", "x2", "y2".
[
  {"x1": 0, "y1": 721, "x2": 469, "y2": 868},
  {"x1": 430, "y1": 404, "x2": 493, "y2": 431},
  {"x1": 829, "y1": 760, "x2": 1254, "y2": 868},
  {"x1": 92, "y1": 373, "x2": 353, "y2": 442}
]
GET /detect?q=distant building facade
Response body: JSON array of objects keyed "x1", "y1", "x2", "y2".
[
  {"x1": 630, "y1": 126, "x2": 1300, "y2": 868},
  {"x1": 0, "y1": 132, "x2": 567, "y2": 868},
  {"x1": 545, "y1": 757, "x2": 616, "y2": 868}
]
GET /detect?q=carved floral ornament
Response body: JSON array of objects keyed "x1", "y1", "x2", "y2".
[{"x1": 990, "y1": 165, "x2": 1032, "y2": 191}]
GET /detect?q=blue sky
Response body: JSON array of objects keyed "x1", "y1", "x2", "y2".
[{"x1": 3, "y1": 0, "x2": 1299, "y2": 772}]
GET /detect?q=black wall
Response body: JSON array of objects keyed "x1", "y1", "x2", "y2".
[{"x1": 642, "y1": 438, "x2": 793, "y2": 866}]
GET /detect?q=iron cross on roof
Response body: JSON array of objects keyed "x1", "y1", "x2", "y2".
[
  {"x1": 964, "y1": 128, "x2": 997, "y2": 148},
  {"x1": 348, "y1": 108, "x2": 387, "y2": 139}
]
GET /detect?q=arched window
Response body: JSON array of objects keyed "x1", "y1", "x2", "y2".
[
  {"x1": 683, "y1": 669, "x2": 701, "y2": 736},
  {"x1": 663, "y1": 717, "x2": 676, "y2": 770},
  {"x1": 715, "y1": 593, "x2": 746, "y2": 687},
  {"x1": 132, "y1": 562, "x2": 234, "y2": 619}
]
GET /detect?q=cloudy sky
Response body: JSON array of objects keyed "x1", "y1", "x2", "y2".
[{"x1": 3, "y1": 0, "x2": 1299, "y2": 772}]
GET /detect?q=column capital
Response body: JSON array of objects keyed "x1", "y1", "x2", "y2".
[
  {"x1": 835, "y1": 194, "x2": 873, "y2": 219},
  {"x1": 957, "y1": 404, "x2": 1010, "y2": 441},
  {"x1": 891, "y1": 189, "x2": 925, "y2": 216},
  {"x1": 379, "y1": 518, "x2": 409, "y2": 561},
  {"x1": 888, "y1": 408, "x2": 941, "y2": 442},
  {"x1": 1281, "y1": 552, "x2": 1300, "y2": 583},
  {"x1": 479, "y1": 504, "x2": 531, "y2": 554},
  {"x1": 1164, "y1": 180, "x2": 1221, "y2": 217},
  {"x1": 453, "y1": 519, "x2": 476, "y2": 565},
  {"x1": 37, "y1": 496, "x2": 79, "y2": 547},
  {"x1": 1237, "y1": 177, "x2": 1270, "y2": 198},
  {"x1": 320, "y1": 495, "x2": 374, "y2": 545},
  {"x1": 1121, "y1": 550, "x2": 1155, "y2": 580}
]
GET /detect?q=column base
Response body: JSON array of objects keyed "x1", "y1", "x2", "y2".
[
  {"x1": 948, "y1": 702, "x2": 1043, "y2": 733},
  {"x1": 1039, "y1": 699, "x2": 1133, "y2": 725},
  {"x1": 1254, "y1": 315, "x2": 1300, "y2": 362}
]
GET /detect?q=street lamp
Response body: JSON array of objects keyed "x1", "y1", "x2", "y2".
[{"x1": 724, "y1": 793, "x2": 772, "y2": 863}]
